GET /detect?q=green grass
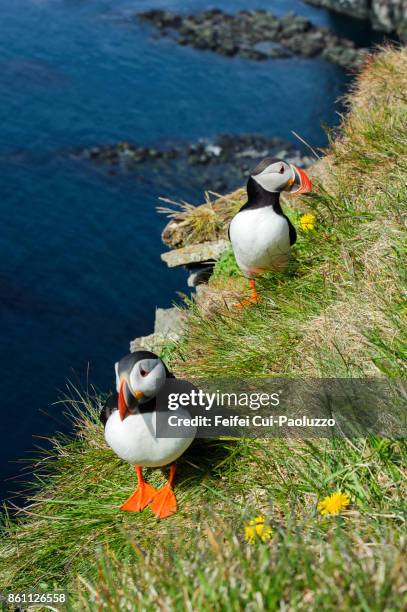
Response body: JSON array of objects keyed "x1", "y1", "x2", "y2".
[
  {"x1": 1, "y1": 46, "x2": 406, "y2": 610},
  {"x1": 211, "y1": 247, "x2": 241, "y2": 280}
]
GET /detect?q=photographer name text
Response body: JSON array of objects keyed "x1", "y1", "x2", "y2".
[{"x1": 167, "y1": 414, "x2": 336, "y2": 428}]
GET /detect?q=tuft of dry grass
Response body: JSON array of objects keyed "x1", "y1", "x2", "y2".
[{"x1": 158, "y1": 189, "x2": 245, "y2": 247}]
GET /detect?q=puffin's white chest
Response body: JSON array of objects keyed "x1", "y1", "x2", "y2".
[
  {"x1": 229, "y1": 207, "x2": 291, "y2": 277},
  {"x1": 105, "y1": 410, "x2": 195, "y2": 467}
]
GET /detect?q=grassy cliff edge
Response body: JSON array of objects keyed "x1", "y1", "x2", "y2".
[{"x1": 0, "y1": 46, "x2": 406, "y2": 610}]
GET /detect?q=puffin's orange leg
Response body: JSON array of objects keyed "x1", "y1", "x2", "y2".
[
  {"x1": 249, "y1": 279, "x2": 261, "y2": 302},
  {"x1": 120, "y1": 465, "x2": 157, "y2": 512},
  {"x1": 148, "y1": 464, "x2": 177, "y2": 519},
  {"x1": 234, "y1": 279, "x2": 261, "y2": 309}
]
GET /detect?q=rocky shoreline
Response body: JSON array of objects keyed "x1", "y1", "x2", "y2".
[
  {"x1": 305, "y1": 0, "x2": 407, "y2": 41},
  {"x1": 74, "y1": 134, "x2": 313, "y2": 194},
  {"x1": 137, "y1": 9, "x2": 368, "y2": 69}
]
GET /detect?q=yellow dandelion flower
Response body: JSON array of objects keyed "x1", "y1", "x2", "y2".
[
  {"x1": 300, "y1": 212, "x2": 316, "y2": 231},
  {"x1": 244, "y1": 515, "x2": 272, "y2": 544},
  {"x1": 318, "y1": 492, "x2": 350, "y2": 516}
]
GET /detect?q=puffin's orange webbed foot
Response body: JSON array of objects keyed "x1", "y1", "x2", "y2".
[
  {"x1": 234, "y1": 279, "x2": 261, "y2": 308},
  {"x1": 149, "y1": 485, "x2": 177, "y2": 519},
  {"x1": 121, "y1": 483, "x2": 157, "y2": 512},
  {"x1": 120, "y1": 466, "x2": 157, "y2": 512},
  {"x1": 148, "y1": 463, "x2": 177, "y2": 519}
]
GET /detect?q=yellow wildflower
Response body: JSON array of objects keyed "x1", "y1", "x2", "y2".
[
  {"x1": 300, "y1": 212, "x2": 316, "y2": 231},
  {"x1": 318, "y1": 491, "x2": 350, "y2": 516},
  {"x1": 244, "y1": 515, "x2": 272, "y2": 544}
]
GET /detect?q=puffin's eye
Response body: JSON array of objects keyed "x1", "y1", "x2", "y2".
[
  {"x1": 279, "y1": 165, "x2": 285, "y2": 174},
  {"x1": 140, "y1": 367, "x2": 148, "y2": 377}
]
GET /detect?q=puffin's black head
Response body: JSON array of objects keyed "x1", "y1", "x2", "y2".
[
  {"x1": 115, "y1": 351, "x2": 172, "y2": 420},
  {"x1": 248, "y1": 157, "x2": 312, "y2": 199}
]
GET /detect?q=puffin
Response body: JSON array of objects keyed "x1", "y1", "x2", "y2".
[
  {"x1": 229, "y1": 157, "x2": 312, "y2": 306},
  {"x1": 100, "y1": 350, "x2": 195, "y2": 519}
]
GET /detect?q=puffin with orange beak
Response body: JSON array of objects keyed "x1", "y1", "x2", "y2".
[
  {"x1": 100, "y1": 351, "x2": 195, "y2": 519},
  {"x1": 229, "y1": 158, "x2": 312, "y2": 306}
]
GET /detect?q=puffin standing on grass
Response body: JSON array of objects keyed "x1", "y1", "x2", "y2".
[
  {"x1": 229, "y1": 157, "x2": 312, "y2": 306},
  {"x1": 100, "y1": 351, "x2": 195, "y2": 519}
]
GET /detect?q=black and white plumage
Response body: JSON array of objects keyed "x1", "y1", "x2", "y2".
[
  {"x1": 100, "y1": 351, "x2": 174, "y2": 426},
  {"x1": 229, "y1": 157, "x2": 312, "y2": 305},
  {"x1": 100, "y1": 351, "x2": 195, "y2": 518}
]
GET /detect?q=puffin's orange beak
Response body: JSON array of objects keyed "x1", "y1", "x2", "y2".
[
  {"x1": 119, "y1": 383, "x2": 144, "y2": 421},
  {"x1": 291, "y1": 166, "x2": 312, "y2": 195},
  {"x1": 118, "y1": 381, "x2": 130, "y2": 421}
]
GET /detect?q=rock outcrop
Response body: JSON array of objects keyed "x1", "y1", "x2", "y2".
[
  {"x1": 130, "y1": 307, "x2": 186, "y2": 353},
  {"x1": 138, "y1": 9, "x2": 368, "y2": 69},
  {"x1": 75, "y1": 135, "x2": 312, "y2": 169},
  {"x1": 305, "y1": 0, "x2": 407, "y2": 41},
  {"x1": 73, "y1": 134, "x2": 313, "y2": 195},
  {"x1": 306, "y1": 0, "x2": 371, "y2": 20},
  {"x1": 161, "y1": 239, "x2": 230, "y2": 268}
]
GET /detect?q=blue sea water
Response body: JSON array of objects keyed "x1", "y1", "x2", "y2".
[{"x1": 0, "y1": 0, "x2": 382, "y2": 500}]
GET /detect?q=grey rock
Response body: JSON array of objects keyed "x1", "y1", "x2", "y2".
[
  {"x1": 305, "y1": 0, "x2": 407, "y2": 39},
  {"x1": 137, "y1": 8, "x2": 366, "y2": 69},
  {"x1": 130, "y1": 333, "x2": 162, "y2": 354},
  {"x1": 154, "y1": 307, "x2": 186, "y2": 336},
  {"x1": 253, "y1": 41, "x2": 292, "y2": 58},
  {"x1": 304, "y1": 0, "x2": 370, "y2": 20},
  {"x1": 371, "y1": 0, "x2": 407, "y2": 39},
  {"x1": 130, "y1": 307, "x2": 186, "y2": 354},
  {"x1": 322, "y1": 46, "x2": 367, "y2": 69},
  {"x1": 161, "y1": 239, "x2": 230, "y2": 268}
]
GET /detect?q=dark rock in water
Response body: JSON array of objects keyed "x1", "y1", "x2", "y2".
[
  {"x1": 79, "y1": 141, "x2": 172, "y2": 164},
  {"x1": 322, "y1": 46, "x2": 369, "y2": 69},
  {"x1": 74, "y1": 134, "x2": 313, "y2": 168},
  {"x1": 137, "y1": 9, "x2": 367, "y2": 69},
  {"x1": 73, "y1": 134, "x2": 314, "y2": 195},
  {"x1": 253, "y1": 41, "x2": 292, "y2": 59}
]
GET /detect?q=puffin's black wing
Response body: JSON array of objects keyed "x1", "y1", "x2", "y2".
[
  {"x1": 100, "y1": 393, "x2": 117, "y2": 427},
  {"x1": 286, "y1": 216, "x2": 297, "y2": 246}
]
